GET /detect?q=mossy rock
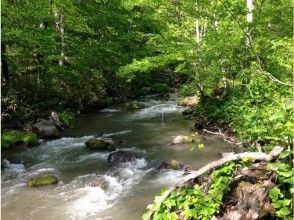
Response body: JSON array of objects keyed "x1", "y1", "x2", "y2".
[
  {"x1": 27, "y1": 174, "x2": 58, "y2": 187},
  {"x1": 23, "y1": 133, "x2": 38, "y2": 146},
  {"x1": 159, "y1": 159, "x2": 187, "y2": 170},
  {"x1": 182, "y1": 107, "x2": 195, "y2": 115},
  {"x1": 178, "y1": 96, "x2": 199, "y2": 107},
  {"x1": 125, "y1": 101, "x2": 145, "y2": 110},
  {"x1": 1, "y1": 130, "x2": 23, "y2": 149},
  {"x1": 85, "y1": 138, "x2": 117, "y2": 151},
  {"x1": 1, "y1": 130, "x2": 39, "y2": 149}
]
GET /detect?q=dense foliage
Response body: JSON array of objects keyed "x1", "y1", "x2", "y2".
[
  {"x1": 1, "y1": 0, "x2": 293, "y2": 219},
  {"x1": 1, "y1": 0, "x2": 165, "y2": 128}
]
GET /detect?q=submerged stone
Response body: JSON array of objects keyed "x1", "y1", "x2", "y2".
[
  {"x1": 85, "y1": 138, "x2": 117, "y2": 151},
  {"x1": 27, "y1": 174, "x2": 58, "y2": 187},
  {"x1": 108, "y1": 150, "x2": 137, "y2": 165},
  {"x1": 125, "y1": 101, "x2": 145, "y2": 110},
  {"x1": 158, "y1": 159, "x2": 188, "y2": 170}
]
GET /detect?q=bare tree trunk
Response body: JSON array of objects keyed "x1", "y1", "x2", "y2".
[
  {"x1": 246, "y1": 0, "x2": 254, "y2": 46},
  {"x1": 1, "y1": 43, "x2": 9, "y2": 82},
  {"x1": 59, "y1": 14, "x2": 65, "y2": 66},
  {"x1": 53, "y1": 7, "x2": 65, "y2": 66},
  {"x1": 195, "y1": 18, "x2": 200, "y2": 43},
  {"x1": 195, "y1": 0, "x2": 201, "y2": 44}
]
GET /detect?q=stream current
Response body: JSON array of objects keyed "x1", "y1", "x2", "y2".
[{"x1": 1, "y1": 97, "x2": 231, "y2": 220}]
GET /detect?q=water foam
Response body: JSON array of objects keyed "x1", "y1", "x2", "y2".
[
  {"x1": 102, "y1": 130, "x2": 132, "y2": 137},
  {"x1": 100, "y1": 108, "x2": 121, "y2": 112},
  {"x1": 78, "y1": 152, "x2": 109, "y2": 162},
  {"x1": 133, "y1": 101, "x2": 184, "y2": 119},
  {"x1": 2, "y1": 159, "x2": 25, "y2": 173},
  {"x1": 153, "y1": 170, "x2": 185, "y2": 186}
]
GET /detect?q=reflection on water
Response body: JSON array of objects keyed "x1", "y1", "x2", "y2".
[{"x1": 1, "y1": 98, "x2": 232, "y2": 220}]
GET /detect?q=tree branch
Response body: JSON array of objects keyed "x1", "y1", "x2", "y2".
[{"x1": 145, "y1": 146, "x2": 283, "y2": 220}]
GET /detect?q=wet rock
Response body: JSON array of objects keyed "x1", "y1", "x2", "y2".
[
  {"x1": 182, "y1": 107, "x2": 195, "y2": 115},
  {"x1": 49, "y1": 111, "x2": 63, "y2": 130},
  {"x1": 85, "y1": 138, "x2": 117, "y2": 151},
  {"x1": 158, "y1": 159, "x2": 188, "y2": 171},
  {"x1": 171, "y1": 134, "x2": 196, "y2": 144},
  {"x1": 125, "y1": 101, "x2": 145, "y2": 110},
  {"x1": 32, "y1": 119, "x2": 60, "y2": 139},
  {"x1": 6, "y1": 156, "x2": 23, "y2": 164},
  {"x1": 27, "y1": 174, "x2": 58, "y2": 187},
  {"x1": 147, "y1": 160, "x2": 189, "y2": 171},
  {"x1": 1, "y1": 156, "x2": 23, "y2": 168},
  {"x1": 90, "y1": 178, "x2": 108, "y2": 190},
  {"x1": 171, "y1": 135, "x2": 190, "y2": 144},
  {"x1": 108, "y1": 150, "x2": 137, "y2": 165},
  {"x1": 178, "y1": 96, "x2": 199, "y2": 107}
]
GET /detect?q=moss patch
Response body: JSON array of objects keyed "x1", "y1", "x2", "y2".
[
  {"x1": 1, "y1": 130, "x2": 23, "y2": 149},
  {"x1": 85, "y1": 138, "x2": 117, "y2": 151},
  {"x1": 23, "y1": 132, "x2": 38, "y2": 146},
  {"x1": 1, "y1": 130, "x2": 39, "y2": 149},
  {"x1": 27, "y1": 174, "x2": 58, "y2": 187}
]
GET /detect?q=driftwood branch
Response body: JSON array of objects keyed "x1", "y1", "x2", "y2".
[
  {"x1": 202, "y1": 128, "x2": 245, "y2": 146},
  {"x1": 145, "y1": 146, "x2": 283, "y2": 220}
]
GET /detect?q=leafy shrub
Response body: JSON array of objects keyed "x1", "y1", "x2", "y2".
[
  {"x1": 151, "y1": 82, "x2": 170, "y2": 94},
  {"x1": 268, "y1": 149, "x2": 293, "y2": 219},
  {"x1": 23, "y1": 132, "x2": 38, "y2": 146},
  {"x1": 59, "y1": 110, "x2": 75, "y2": 127},
  {"x1": 143, "y1": 162, "x2": 236, "y2": 220},
  {"x1": 179, "y1": 84, "x2": 198, "y2": 97}
]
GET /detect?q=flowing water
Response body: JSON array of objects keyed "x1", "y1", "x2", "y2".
[{"x1": 1, "y1": 97, "x2": 232, "y2": 220}]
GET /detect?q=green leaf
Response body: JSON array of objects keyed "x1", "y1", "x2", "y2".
[
  {"x1": 269, "y1": 187, "x2": 281, "y2": 202},
  {"x1": 276, "y1": 207, "x2": 291, "y2": 217}
]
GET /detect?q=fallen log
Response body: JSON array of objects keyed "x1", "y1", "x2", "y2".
[{"x1": 145, "y1": 146, "x2": 283, "y2": 220}]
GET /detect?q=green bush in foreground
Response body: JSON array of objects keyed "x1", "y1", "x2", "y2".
[{"x1": 143, "y1": 162, "x2": 236, "y2": 220}]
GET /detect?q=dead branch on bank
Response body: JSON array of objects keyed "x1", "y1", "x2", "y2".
[{"x1": 145, "y1": 146, "x2": 283, "y2": 220}]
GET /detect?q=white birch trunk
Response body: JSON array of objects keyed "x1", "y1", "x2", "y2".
[
  {"x1": 246, "y1": 0, "x2": 254, "y2": 46},
  {"x1": 195, "y1": 18, "x2": 200, "y2": 43}
]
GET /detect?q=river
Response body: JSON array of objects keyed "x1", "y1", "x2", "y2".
[{"x1": 1, "y1": 96, "x2": 232, "y2": 220}]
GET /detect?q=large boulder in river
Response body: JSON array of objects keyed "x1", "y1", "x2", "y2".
[
  {"x1": 108, "y1": 150, "x2": 137, "y2": 165},
  {"x1": 124, "y1": 101, "x2": 145, "y2": 110},
  {"x1": 32, "y1": 119, "x2": 60, "y2": 139},
  {"x1": 178, "y1": 96, "x2": 199, "y2": 107},
  {"x1": 27, "y1": 174, "x2": 58, "y2": 187},
  {"x1": 85, "y1": 138, "x2": 117, "y2": 151}
]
